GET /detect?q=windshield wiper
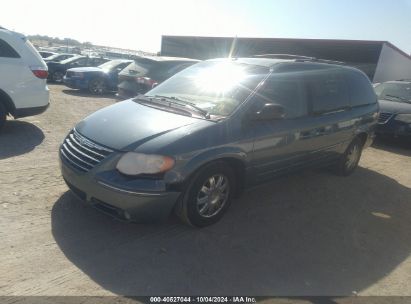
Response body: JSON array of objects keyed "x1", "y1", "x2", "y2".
[
  {"x1": 152, "y1": 95, "x2": 210, "y2": 119},
  {"x1": 384, "y1": 94, "x2": 409, "y2": 102},
  {"x1": 133, "y1": 95, "x2": 193, "y2": 116}
]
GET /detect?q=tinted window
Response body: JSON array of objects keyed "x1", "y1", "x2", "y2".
[
  {"x1": 253, "y1": 74, "x2": 308, "y2": 118},
  {"x1": 0, "y1": 39, "x2": 20, "y2": 58},
  {"x1": 308, "y1": 70, "x2": 349, "y2": 113},
  {"x1": 151, "y1": 62, "x2": 191, "y2": 81},
  {"x1": 121, "y1": 59, "x2": 155, "y2": 76},
  {"x1": 346, "y1": 71, "x2": 376, "y2": 106}
]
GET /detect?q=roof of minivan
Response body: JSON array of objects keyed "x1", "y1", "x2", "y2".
[{"x1": 207, "y1": 57, "x2": 294, "y2": 67}]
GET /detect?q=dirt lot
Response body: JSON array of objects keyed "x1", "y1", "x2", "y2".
[{"x1": 1, "y1": 84, "x2": 411, "y2": 297}]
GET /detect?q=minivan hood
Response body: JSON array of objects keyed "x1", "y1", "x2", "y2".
[
  {"x1": 75, "y1": 99, "x2": 207, "y2": 150},
  {"x1": 379, "y1": 99, "x2": 411, "y2": 114}
]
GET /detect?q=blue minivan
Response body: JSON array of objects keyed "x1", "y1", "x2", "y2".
[{"x1": 59, "y1": 57, "x2": 378, "y2": 227}]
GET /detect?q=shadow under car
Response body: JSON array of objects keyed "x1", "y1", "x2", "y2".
[{"x1": 51, "y1": 167, "x2": 411, "y2": 296}]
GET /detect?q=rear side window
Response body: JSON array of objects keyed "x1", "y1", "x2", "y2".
[
  {"x1": 345, "y1": 71, "x2": 377, "y2": 106},
  {"x1": 307, "y1": 70, "x2": 349, "y2": 114},
  {"x1": 253, "y1": 74, "x2": 308, "y2": 118},
  {"x1": 150, "y1": 62, "x2": 192, "y2": 81},
  {"x1": 0, "y1": 39, "x2": 20, "y2": 58},
  {"x1": 120, "y1": 59, "x2": 155, "y2": 76}
]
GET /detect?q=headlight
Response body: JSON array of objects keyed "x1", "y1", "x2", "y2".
[
  {"x1": 395, "y1": 114, "x2": 411, "y2": 123},
  {"x1": 116, "y1": 152, "x2": 175, "y2": 176}
]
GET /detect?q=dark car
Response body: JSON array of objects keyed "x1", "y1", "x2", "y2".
[
  {"x1": 117, "y1": 56, "x2": 199, "y2": 98},
  {"x1": 47, "y1": 56, "x2": 109, "y2": 83},
  {"x1": 63, "y1": 59, "x2": 132, "y2": 94},
  {"x1": 59, "y1": 58, "x2": 378, "y2": 227},
  {"x1": 44, "y1": 53, "x2": 76, "y2": 63},
  {"x1": 38, "y1": 51, "x2": 56, "y2": 58},
  {"x1": 374, "y1": 80, "x2": 411, "y2": 138}
]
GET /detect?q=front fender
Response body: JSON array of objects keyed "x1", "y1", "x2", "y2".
[{"x1": 164, "y1": 146, "x2": 248, "y2": 185}]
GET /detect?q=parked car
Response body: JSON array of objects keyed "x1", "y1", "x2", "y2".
[
  {"x1": 59, "y1": 58, "x2": 378, "y2": 227},
  {"x1": 117, "y1": 56, "x2": 199, "y2": 98},
  {"x1": 44, "y1": 53, "x2": 76, "y2": 63},
  {"x1": 0, "y1": 27, "x2": 49, "y2": 130},
  {"x1": 39, "y1": 51, "x2": 56, "y2": 58},
  {"x1": 374, "y1": 80, "x2": 411, "y2": 138},
  {"x1": 63, "y1": 59, "x2": 132, "y2": 94},
  {"x1": 47, "y1": 56, "x2": 109, "y2": 83}
]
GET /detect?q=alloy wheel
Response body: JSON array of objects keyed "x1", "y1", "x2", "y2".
[{"x1": 196, "y1": 174, "x2": 230, "y2": 218}]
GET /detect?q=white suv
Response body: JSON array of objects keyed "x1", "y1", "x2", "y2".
[{"x1": 0, "y1": 27, "x2": 49, "y2": 129}]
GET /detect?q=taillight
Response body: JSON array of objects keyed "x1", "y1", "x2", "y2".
[
  {"x1": 30, "y1": 66, "x2": 48, "y2": 79},
  {"x1": 136, "y1": 77, "x2": 157, "y2": 87}
]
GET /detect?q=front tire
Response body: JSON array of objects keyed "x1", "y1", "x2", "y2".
[
  {"x1": 0, "y1": 103, "x2": 6, "y2": 130},
  {"x1": 176, "y1": 162, "x2": 235, "y2": 227},
  {"x1": 336, "y1": 137, "x2": 363, "y2": 176}
]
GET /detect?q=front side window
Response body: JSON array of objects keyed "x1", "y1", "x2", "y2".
[
  {"x1": 146, "y1": 61, "x2": 269, "y2": 117},
  {"x1": 0, "y1": 39, "x2": 20, "y2": 58},
  {"x1": 252, "y1": 74, "x2": 308, "y2": 118}
]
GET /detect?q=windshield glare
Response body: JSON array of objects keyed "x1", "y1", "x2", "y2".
[
  {"x1": 375, "y1": 82, "x2": 411, "y2": 102},
  {"x1": 146, "y1": 61, "x2": 269, "y2": 116}
]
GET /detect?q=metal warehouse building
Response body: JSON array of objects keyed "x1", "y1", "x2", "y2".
[{"x1": 160, "y1": 36, "x2": 411, "y2": 83}]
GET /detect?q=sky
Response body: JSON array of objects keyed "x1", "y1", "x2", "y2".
[{"x1": 1, "y1": 0, "x2": 411, "y2": 54}]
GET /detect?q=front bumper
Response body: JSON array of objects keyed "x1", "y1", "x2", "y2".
[
  {"x1": 59, "y1": 151, "x2": 181, "y2": 223},
  {"x1": 376, "y1": 120, "x2": 411, "y2": 138},
  {"x1": 15, "y1": 103, "x2": 50, "y2": 118}
]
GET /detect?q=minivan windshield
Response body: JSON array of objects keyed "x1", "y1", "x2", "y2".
[{"x1": 145, "y1": 61, "x2": 269, "y2": 116}]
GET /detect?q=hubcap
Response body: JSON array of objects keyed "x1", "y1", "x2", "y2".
[
  {"x1": 196, "y1": 174, "x2": 230, "y2": 218},
  {"x1": 91, "y1": 80, "x2": 104, "y2": 94},
  {"x1": 346, "y1": 144, "x2": 360, "y2": 169}
]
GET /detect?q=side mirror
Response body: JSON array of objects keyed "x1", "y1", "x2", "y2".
[{"x1": 252, "y1": 103, "x2": 285, "y2": 120}]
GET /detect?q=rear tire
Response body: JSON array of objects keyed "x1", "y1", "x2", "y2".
[
  {"x1": 176, "y1": 161, "x2": 235, "y2": 227},
  {"x1": 52, "y1": 71, "x2": 64, "y2": 83},
  {"x1": 335, "y1": 137, "x2": 363, "y2": 176},
  {"x1": 88, "y1": 78, "x2": 106, "y2": 95},
  {"x1": 0, "y1": 103, "x2": 6, "y2": 131}
]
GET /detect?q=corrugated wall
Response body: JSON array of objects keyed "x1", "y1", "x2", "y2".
[{"x1": 373, "y1": 43, "x2": 411, "y2": 83}]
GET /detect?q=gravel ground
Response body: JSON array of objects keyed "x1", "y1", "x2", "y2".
[{"x1": 1, "y1": 84, "x2": 411, "y2": 297}]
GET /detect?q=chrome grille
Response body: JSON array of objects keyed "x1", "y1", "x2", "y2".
[
  {"x1": 60, "y1": 129, "x2": 113, "y2": 172},
  {"x1": 378, "y1": 112, "x2": 393, "y2": 124}
]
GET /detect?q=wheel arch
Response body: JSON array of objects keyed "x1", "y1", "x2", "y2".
[
  {"x1": 170, "y1": 149, "x2": 249, "y2": 197},
  {"x1": 0, "y1": 89, "x2": 16, "y2": 116},
  {"x1": 355, "y1": 132, "x2": 368, "y2": 147}
]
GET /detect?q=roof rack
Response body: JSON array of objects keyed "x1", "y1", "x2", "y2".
[
  {"x1": 396, "y1": 79, "x2": 411, "y2": 82},
  {"x1": 253, "y1": 54, "x2": 314, "y2": 60},
  {"x1": 252, "y1": 53, "x2": 345, "y2": 65}
]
